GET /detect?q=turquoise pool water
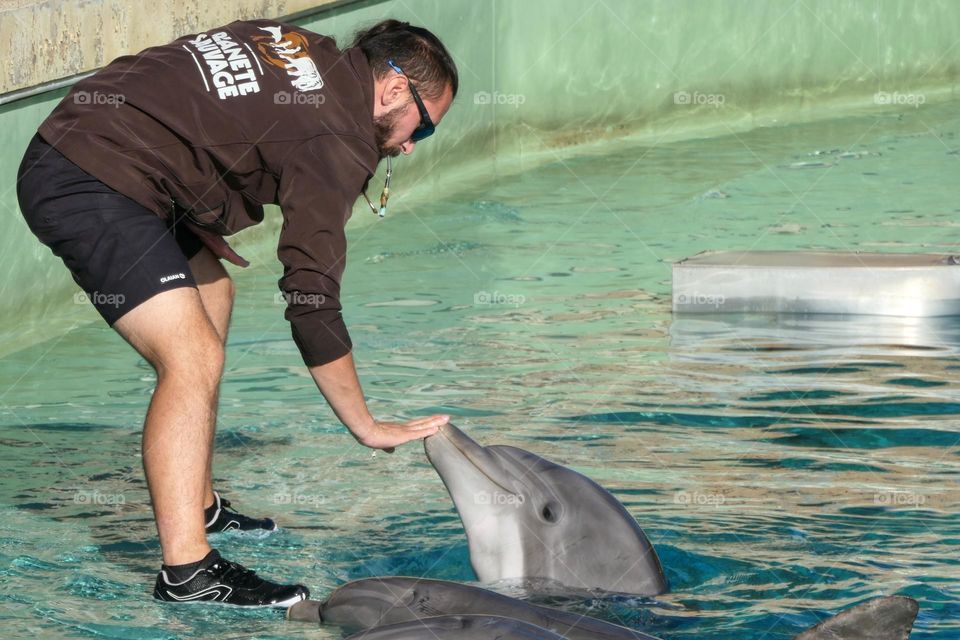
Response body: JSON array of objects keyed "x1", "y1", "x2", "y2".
[{"x1": 1, "y1": 99, "x2": 959, "y2": 638}]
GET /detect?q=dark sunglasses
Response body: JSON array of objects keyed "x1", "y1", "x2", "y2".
[{"x1": 387, "y1": 59, "x2": 436, "y2": 142}]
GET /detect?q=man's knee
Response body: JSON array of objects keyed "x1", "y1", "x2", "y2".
[{"x1": 155, "y1": 332, "x2": 224, "y2": 389}]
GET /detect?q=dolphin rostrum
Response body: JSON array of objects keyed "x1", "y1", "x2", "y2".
[{"x1": 423, "y1": 422, "x2": 668, "y2": 595}]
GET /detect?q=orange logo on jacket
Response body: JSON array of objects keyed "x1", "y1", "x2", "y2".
[{"x1": 252, "y1": 26, "x2": 324, "y2": 92}]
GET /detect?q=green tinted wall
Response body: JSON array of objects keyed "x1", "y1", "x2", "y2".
[{"x1": 2, "y1": 0, "x2": 959, "y2": 354}]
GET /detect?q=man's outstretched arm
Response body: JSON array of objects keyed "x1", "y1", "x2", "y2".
[{"x1": 309, "y1": 351, "x2": 449, "y2": 452}]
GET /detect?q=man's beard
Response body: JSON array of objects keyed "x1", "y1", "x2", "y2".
[{"x1": 374, "y1": 104, "x2": 407, "y2": 158}]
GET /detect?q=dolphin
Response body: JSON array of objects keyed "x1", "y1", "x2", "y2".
[
  {"x1": 287, "y1": 576, "x2": 659, "y2": 639},
  {"x1": 288, "y1": 578, "x2": 919, "y2": 639},
  {"x1": 795, "y1": 594, "x2": 919, "y2": 640},
  {"x1": 342, "y1": 614, "x2": 564, "y2": 639},
  {"x1": 423, "y1": 422, "x2": 668, "y2": 595}
]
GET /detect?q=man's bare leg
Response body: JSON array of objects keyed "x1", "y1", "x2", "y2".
[
  {"x1": 114, "y1": 286, "x2": 224, "y2": 565},
  {"x1": 187, "y1": 247, "x2": 235, "y2": 512}
]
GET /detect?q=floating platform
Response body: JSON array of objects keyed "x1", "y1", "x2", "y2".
[{"x1": 672, "y1": 251, "x2": 960, "y2": 317}]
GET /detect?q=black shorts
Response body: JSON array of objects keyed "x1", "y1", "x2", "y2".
[{"x1": 17, "y1": 133, "x2": 205, "y2": 325}]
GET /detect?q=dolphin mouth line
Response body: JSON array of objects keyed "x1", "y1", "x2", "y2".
[{"x1": 437, "y1": 427, "x2": 517, "y2": 496}]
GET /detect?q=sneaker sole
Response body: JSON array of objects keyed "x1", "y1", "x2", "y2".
[
  {"x1": 155, "y1": 591, "x2": 307, "y2": 609},
  {"x1": 207, "y1": 521, "x2": 279, "y2": 534},
  {"x1": 206, "y1": 529, "x2": 279, "y2": 543}
]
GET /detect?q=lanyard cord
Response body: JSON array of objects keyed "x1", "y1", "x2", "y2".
[{"x1": 362, "y1": 156, "x2": 392, "y2": 218}]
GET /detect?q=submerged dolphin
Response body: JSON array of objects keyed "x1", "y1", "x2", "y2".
[
  {"x1": 423, "y1": 422, "x2": 668, "y2": 595},
  {"x1": 343, "y1": 614, "x2": 564, "y2": 639},
  {"x1": 795, "y1": 594, "x2": 918, "y2": 640},
  {"x1": 288, "y1": 578, "x2": 919, "y2": 639},
  {"x1": 288, "y1": 576, "x2": 659, "y2": 639}
]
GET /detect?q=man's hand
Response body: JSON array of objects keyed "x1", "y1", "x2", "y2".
[{"x1": 354, "y1": 414, "x2": 449, "y2": 453}]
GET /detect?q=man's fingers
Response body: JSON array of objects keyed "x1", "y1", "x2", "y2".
[{"x1": 405, "y1": 414, "x2": 450, "y2": 429}]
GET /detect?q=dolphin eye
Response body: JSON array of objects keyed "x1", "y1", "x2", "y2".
[{"x1": 540, "y1": 503, "x2": 560, "y2": 523}]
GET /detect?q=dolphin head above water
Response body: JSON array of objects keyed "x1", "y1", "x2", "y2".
[{"x1": 424, "y1": 423, "x2": 668, "y2": 596}]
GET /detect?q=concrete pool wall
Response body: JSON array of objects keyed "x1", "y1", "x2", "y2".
[{"x1": 1, "y1": 0, "x2": 959, "y2": 355}]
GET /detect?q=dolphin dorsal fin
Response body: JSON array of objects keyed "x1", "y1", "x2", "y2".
[{"x1": 793, "y1": 595, "x2": 918, "y2": 640}]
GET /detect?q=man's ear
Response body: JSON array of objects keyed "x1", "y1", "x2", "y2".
[{"x1": 380, "y1": 74, "x2": 408, "y2": 108}]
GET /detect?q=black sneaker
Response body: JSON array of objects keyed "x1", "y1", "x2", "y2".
[
  {"x1": 153, "y1": 550, "x2": 308, "y2": 607},
  {"x1": 205, "y1": 491, "x2": 277, "y2": 533}
]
